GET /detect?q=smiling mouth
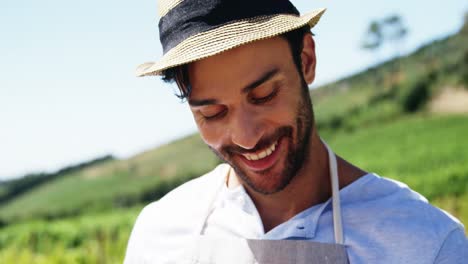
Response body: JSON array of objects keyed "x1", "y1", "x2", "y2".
[
  {"x1": 237, "y1": 138, "x2": 282, "y2": 172},
  {"x1": 241, "y1": 141, "x2": 278, "y2": 161}
]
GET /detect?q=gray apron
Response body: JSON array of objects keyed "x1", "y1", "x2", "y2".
[{"x1": 187, "y1": 142, "x2": 349, "y2": 264}]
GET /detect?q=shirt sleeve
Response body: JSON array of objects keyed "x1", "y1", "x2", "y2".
[
  {"x1": 123, "y1": 204, "x2": 157, "y2": 264},
  {"x1": 434, "y1": 227, "x2": 468, "y2": 264}
]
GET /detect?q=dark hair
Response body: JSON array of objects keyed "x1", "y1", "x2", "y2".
[{"x1": 161, "y1": 25, "x2": 312, "y2": 101}]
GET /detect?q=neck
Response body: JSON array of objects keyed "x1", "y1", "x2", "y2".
[{"x1": 227, "y1": 132, "x2": 366, "y2": 233}]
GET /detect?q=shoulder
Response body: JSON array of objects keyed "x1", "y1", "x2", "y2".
[
  {"x1": 343, "y1": 174, "x2": 466, "y2": 263},
  {"x1": 370, "y1": 175, "x2": 462, "y2": 227},
  {"x1": 342, "y1": 174, "x2": 464, "y2": 263},
  {"x1": 132, "y1": 163, "x2": 229, "y2": 230},
  {"x1": 124, "y1": 164, "x2": 230, "y2": 263},
  {"x1": 434, "y1": 226, "x2": 468, "y2": 263},
  {"x1": 348, "y1": 174, "x2": 464, "y2": 233}
]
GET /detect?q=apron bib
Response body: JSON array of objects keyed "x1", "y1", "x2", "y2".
[{"x1": 187, "y1": 141, "x2": 349, "y2": 264}]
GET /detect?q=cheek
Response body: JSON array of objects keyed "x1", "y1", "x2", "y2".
[
  {"x1": 268, "y1": 100, "x2": 298, "y2": 125},
  {"x1": 192, "y1": 112, "x2": 222, "y2": 147},
  {"x1": 271, "y1": 100, "x2": 305, "y2": 140},
  {"x1": 196, "y1": 121, "x2": 226, "y2": 150}
]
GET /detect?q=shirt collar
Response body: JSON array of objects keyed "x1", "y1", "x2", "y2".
[
  {"x1": 262, "y1": 199, "x2": 331, "y2": 240},
  {"x1": 218, "y1": 171, "x2": 376, "y2": 240},
  {"x1": 220, "y1": 182, "x2": 332, "y2": 240}
]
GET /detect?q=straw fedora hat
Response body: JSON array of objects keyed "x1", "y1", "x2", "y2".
[{"x1": 136, "y1": 0, "x2": 326, "y2": 77}]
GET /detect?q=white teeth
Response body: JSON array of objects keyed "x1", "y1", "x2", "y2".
[{"x1": 242, "y1": 141, "x2": 278, "y2": 161}]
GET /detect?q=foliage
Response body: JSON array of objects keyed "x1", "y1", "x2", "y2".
[
  {"x1": 361, "y1": 14, "x2": 408, "y2": 56},
  {"x1": 361, "y1": 21, "x2": 382, "y2": 51},
  {"x1": 321, "y1": 114, "x2": 468, "y2": 202},
  {"x1": 313, "y1": 21, "x2": 468, "y2": 133},
  {"x1": 0, "y1": 207, "x2": 140, "y2": 263},
  {"x1": 400, "y1": 72, "x2": 433, "y2": 112},
  {"x1": 461, "y1": 51, "x2": 468, "y2": 88}
]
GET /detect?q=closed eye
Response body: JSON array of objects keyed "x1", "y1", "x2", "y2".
[
  {"x1": 250, "y1": 87, "x2": 279, "y2": 104},
  {"x1": 201, "y1": 108, "x2": 227, "y2": 120}
]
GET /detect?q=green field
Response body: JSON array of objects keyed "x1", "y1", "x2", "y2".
[
  {"x1": 0, "y1": 207, "x2": 140, "y2": 263},
  {"x1": 323, "y1": 114, "x2": 468, "y2": 224}
]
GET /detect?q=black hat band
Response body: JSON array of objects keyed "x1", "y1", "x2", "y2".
[{"x1": 159, "y1": 0, "x2": 300, "y2": 54}]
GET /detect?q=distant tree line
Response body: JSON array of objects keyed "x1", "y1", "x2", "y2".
[{"x1": 0, "y1": 155, "x2": 115, "y2": 206}]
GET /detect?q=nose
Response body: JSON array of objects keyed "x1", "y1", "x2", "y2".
[{"x1": 230, "y1": 107, "x2": 264, "y2": 150}]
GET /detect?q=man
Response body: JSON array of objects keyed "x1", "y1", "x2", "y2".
[{"x1": 125, "y1": 0, "x2": 467, "y2": 263}]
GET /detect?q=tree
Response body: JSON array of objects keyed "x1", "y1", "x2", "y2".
[
  {"x1": 382, "y1": 15, "x2": 408, "y2": 58},
  {"x1": 362, "y1": 14, "x2": 408, "y2": 59},
  {"x1": 361, "y1": 14, "x2": 409, "y2": 85},
  {"x1": 361, "y1": 20, "x2": 383, "y2": 52}
]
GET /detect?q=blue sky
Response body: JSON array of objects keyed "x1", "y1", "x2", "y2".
[{"x1": 1, "y1": 0, "x2": 467, "y2": 179}]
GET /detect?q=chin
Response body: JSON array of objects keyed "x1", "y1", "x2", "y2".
[{"x1": 233, "y1": 161, "x2": 295, "y2": 195}]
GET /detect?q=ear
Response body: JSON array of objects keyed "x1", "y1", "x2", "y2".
[{"x1": 300, "y1": 34, "x2": 316, "y2": 85}]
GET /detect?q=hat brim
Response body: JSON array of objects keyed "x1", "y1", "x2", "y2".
[{"x1": 136, "y1": 8, "x2": 326, "y2": 77}]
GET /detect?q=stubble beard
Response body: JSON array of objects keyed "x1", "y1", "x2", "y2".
[{"x1": 209, "y1": 80, "x2": 314, "y2": 195}]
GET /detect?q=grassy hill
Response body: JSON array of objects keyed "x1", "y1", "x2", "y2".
[
  {"x1": 312, "y1": 19, "x2": 468, "y2": 133},
  {"x1": 0, "y1": 19, "x2": 467, "y2": 263},
  {"x1": 0, "y1": 135, "x2": 220, "y2": 223}
]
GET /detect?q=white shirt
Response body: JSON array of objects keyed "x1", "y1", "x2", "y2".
[{"x1": 124, "y1": 164, "x2": 468, "y2": 263}]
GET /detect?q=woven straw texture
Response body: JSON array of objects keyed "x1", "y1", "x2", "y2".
[
  {"x1": 137, "y1": 8, "x2": 326, "y2": 77},
  {"x1": 158, "y1": 0, "x2": 184, "y2": 17}
]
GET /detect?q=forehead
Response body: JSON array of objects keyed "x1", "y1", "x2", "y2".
[{"x1": 187, "y1": 36, "x2": 293, "y2": 97}]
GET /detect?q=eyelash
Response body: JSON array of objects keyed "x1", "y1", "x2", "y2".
[
  {"x1": 203, "y1": 88, "x2": 279, "y2": 121},
  {"x1": 251, "y1": 87, "x2": 279, "y2": 104},
  {"x1": 203, "y1": 108, "x2": 227, "y2": 120}
]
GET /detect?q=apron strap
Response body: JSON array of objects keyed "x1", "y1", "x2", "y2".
[{"x1": 322, "y1": 140, "x2": 345, "y2": 244}]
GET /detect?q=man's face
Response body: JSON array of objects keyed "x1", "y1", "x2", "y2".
[{"x1": 188, "y1": 36, "x2": 315, "y2": 195}]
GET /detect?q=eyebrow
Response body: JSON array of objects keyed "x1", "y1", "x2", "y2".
[
  {"x1": 242, "y1": 67, "x2": 279, "y2": 94},
  {"x1": 188, "y1": 67, "x2": 279, "y2": 107},
  {"x1": 188, "y1": 98, "x2": 219, "y2": 107}
]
